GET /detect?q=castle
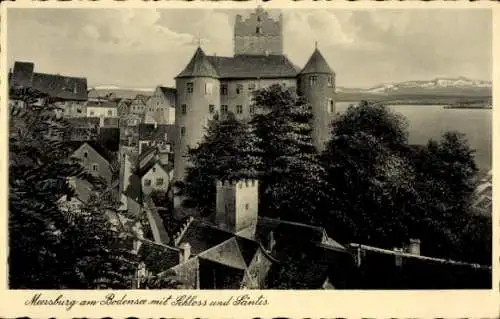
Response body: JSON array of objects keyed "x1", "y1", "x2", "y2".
[{"x1": 173, "y1": 7, "x2": 336, "y2": 185}]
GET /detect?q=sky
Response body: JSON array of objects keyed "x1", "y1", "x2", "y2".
[{"x1": 7, "y1": 8, "x2": 492, "y2": 89}]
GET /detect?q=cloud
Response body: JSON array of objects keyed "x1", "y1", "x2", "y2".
[{"x1": 75, "y1": 9, "x2": 195, "y2": 53}]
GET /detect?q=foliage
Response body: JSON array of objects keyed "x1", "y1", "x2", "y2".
[
  {"x1": 321, "y1": 100, "x2": 487, "y2": 263},
  {"x1": 251, "y1": 84, "x2": 329, "y2": 223},
  {"x1": 9, "y1": 87, "x2": 137, "y2": 288},
  {"x1": 177, "y1": 112, "x2": 261, "y2": 216}
]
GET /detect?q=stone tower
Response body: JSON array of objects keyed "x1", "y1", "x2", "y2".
[
  {"x1": 297, "y1": 47, "x2": 336, "y2": 152},
  {"x1": 215, "y1": 179, "x2": 259, "y2": 234},
  {"x1": 174, "y1": 47, "x2": 220, "y2": 192},
  {"x1": 234, "y1": 7, "x2": 283, "y2": 56}
]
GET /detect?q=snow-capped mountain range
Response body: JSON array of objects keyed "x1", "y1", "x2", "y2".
[
  {"x1": 337, "y1": 77, "x2": 492, "y2": 95},
  {"x1": 90, "y1": 77, "x2": 492, "y2": 101}
]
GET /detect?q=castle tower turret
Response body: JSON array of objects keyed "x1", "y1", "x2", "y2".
[
  {"x1": 174, "y1": 47, "x2": 220, "y2": 201},
  {"x1": 234, "y1": 7, "x2": 283, "y2": 56},
  {"x1": 215, "y1": 179, "x2": 259, "y2": 234},
  {"x1": 297, "y1": 46, "x2": 336, "y2": 152}
]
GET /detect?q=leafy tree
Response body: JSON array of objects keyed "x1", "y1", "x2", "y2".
[
  {"x1": 251, "y1": 84, "x2": 329, "y2": 224},
  {"x1": 9, "y1": 87, "x2": 137, "y2": 288},
  {"x1": 177, "y1": 112, "x2": 261, "y2": 217}
]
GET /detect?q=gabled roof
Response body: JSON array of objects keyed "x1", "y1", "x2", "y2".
[
  {"x1": 32, "y1": 73, "x2": 88, "y2": 101},
  {"x1": 206, "y1": 54, "x2": 299, "y2": 79},
  {"x1": 177, "y1": 47, "x2": 220, "y2": 79},
  {"x1": 138, "y1": 123, "x2": 177, "y2": 143},
  {"x1": 158, "y1": 86, "x2": 176, "y2": 99},
  {"x1": 68, "y1": 140, "x2": 116, "y2": 164},
  {"x1": 299, "y1": 48, "x2": 334, "y2": 75}
]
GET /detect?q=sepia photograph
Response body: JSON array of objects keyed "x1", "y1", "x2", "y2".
[{"x1": 6, "y1": 6, "x2": 492, "y2": 291}]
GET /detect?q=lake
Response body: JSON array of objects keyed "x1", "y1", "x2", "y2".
[{"x1": 336, "y1": 102, "x2": 492, "y2": 171}]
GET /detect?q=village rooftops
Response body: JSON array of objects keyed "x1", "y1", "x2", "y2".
[{"x1": 10, "y1": 61, "x2": 88, "y2": 101}]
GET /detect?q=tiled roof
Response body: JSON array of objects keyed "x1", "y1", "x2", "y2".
[
  {"x1": 206, "y1": 54, "x2": 299, "y2": 79},
  {"x1": 138, "y1": 123, "x2": 177, "y2": 143},
  {"x1": 31, "y1": 73, "x2": 88, "y2": 101},
  {"x1": 177, "y1": 47, "x2": 219, "y2": 78},
  {"x1": 159, "y1": 86, "x2": 176, "y2": 98},
  {"x1": 68, "y1": 177, "x2": 94, "y2": 203},
  {"x1": 198, "y1": 238, "x2": 248, "y2": 270},
  {"x1": 175, "y1": 219, "x2": 234, "y2": 255},
  {"x1": 299, "y1": 48, "x2": 334, "y2": 75}
]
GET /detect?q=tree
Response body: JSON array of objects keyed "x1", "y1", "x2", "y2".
[
  {"x1": 177, "y1": 112, "x2": 261, "y2": 217},
  {"x1": 9, "y1": 87, "x2": 137, "y2": 288},
  {"x1": 251, "y1": 84, "x2": 329, "y2": 224}
]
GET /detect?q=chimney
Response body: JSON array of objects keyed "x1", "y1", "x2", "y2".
[
  {"x1": 179, "y1": 242, "x2": 191, "y2": 264},
  {"x1": 408, "y1": 238, "x2": 421, "y2": 255},
  {"x1": 393, "y1": 248, "x2": 403, "y2": 267}
]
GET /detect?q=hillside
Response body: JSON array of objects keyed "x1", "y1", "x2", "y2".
[{"x1": 337, "y1": 77, "x2": 492, "y2": 104}]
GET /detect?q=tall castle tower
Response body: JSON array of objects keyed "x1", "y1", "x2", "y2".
[
  {"x1": 174, "y1": 47, "x2": 220, "y2": 198},
  {"x1": 234, "y1": 7, "x2": 283, "y2": 56},
  {"x1": 297, "y1": 46, "x2": 336, "y2": 152}
]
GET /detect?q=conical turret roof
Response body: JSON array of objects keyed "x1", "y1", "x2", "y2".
[
  {"x1": 299, "y1": 48, "x2": 334, "y2": 75},
  {"x1": 176, "y1": 47, "x2": 219, "y2": 78}
]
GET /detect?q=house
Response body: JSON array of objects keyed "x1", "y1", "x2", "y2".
[
  {"x1": 118, "y1": 99, "x2": 133, "y2": 117},
  {"x1": 473, "y1": 169, "x2": 492, "y2": 216},
  {"x1": 145, "y1": 86, "x2": 176, "y2": 125},
  {"x1": 130, "y1": 95, "x2": 150, "y2": 116},
  {"x1": 65, "y1": 117, "x2": 100, "y2": 141},
  {"x1": 138, "y1": 158, "x2": 173, "y2": 196},
  {"x1": 9, "y1": 61, "x2": 88, "y2": 115},
  {"x1": 69, "y1": 141, "x2": 116, "y2": 185},
  {"x1": 119, "y1": 113, "x2": 143, "y2": 147},
  {"x1": 86, "y1": 100, "x2": 119, "y2": 118},
  {"x1": 138, "y1": 123, "x2": 176, "y2": 156}
]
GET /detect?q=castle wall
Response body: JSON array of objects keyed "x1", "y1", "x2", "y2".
[
  {"x1": 220, "y1": 78, "x2": 296, "y2": 121},
  {"x1": 174, "y1": 77, "x2": 220, "y2": 183},
  {"x1": 298, "y1": 74, "x2": 336, "y2": 152},
  {"x1": 234, "y1": 36, "x2": 282, "y2": 56}
]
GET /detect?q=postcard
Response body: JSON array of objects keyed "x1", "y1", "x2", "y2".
[{"x1": 1, "y1": 1, "x2": 498, "y2": 317}]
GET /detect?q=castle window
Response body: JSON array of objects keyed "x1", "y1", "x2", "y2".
[
  {"x1": 220, "y1": 84, "x2": 228, "y2": 95},
  {"x1": 209, "y1": 104, "x2": 215, "y2": 114},
  {"x1": 236, "y1": 84, "x2": 243, "y2": 94},
  {"x1": 248, "y1": 83, "x2": 256, "y2": 91},
  {"x1": 309, "y1": 76, "x2": 318, "y2": 86},
  {"x1": 144, "y1": 179, "x2": 151, "y2": 186},
  {"x1": 327, "y1": 99, "x2": 335, "y2": 113},
  {"x1": 156, "y1": 178, "x2": 164, "y2": 186},
  {"x1": 205, "y1": 83, "x2": 213, "y2": 95},
  {"x1": 256, "y1": 27, "x2": 262, "y2": 34},
  {"x1": 249, "y1": 105, "x2": 256, "y2": 114},
  {"x1": 181, "y1": 104, "x2": 187, "y2": 115},
  {"x1": 245, "y1": 203, "x2": 249, "y2": 210},
  {"x1": 328, "y1": 76, "x2": 333, "y2": 87},
  {"x1": 221, "y1": 105, "x2": 228, "y2": 114},
  {"x1": 92, "y1": 163, "x2": 99, "y2": 171},
  {"x1": 186, "y1": 82, "x2": 194, "y2": 93},
  {"x1": 236, "y1": 105, "x2": 243, "y2": 114},
  {"x1": 180, "y1": 126, "x2": 186, "y2": 136}
]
